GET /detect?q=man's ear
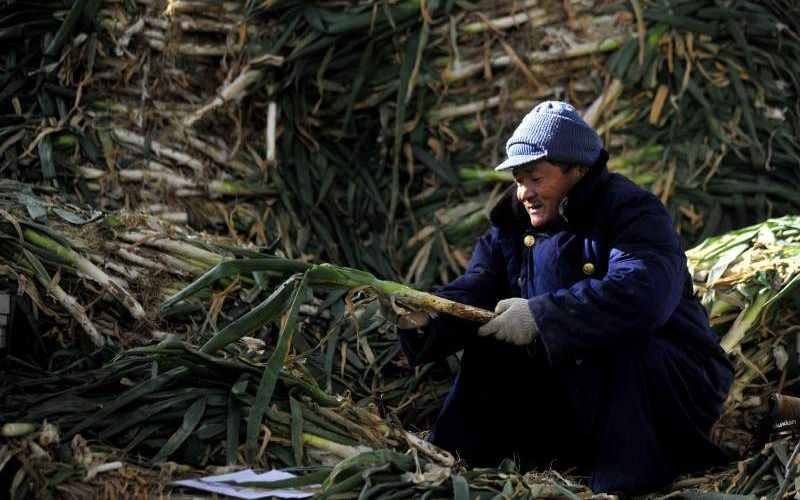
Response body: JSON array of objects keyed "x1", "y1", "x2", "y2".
[{"x1": 571, "y1": 165, "x2": 589, "y2": 183}]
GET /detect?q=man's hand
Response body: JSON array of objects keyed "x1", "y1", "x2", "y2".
[
  {"x1": 379, "y1": 295, "x2": 434, "y2": 330},
  {"x1": 478, "y1": 298, "x2": 539, "y2": 345}
]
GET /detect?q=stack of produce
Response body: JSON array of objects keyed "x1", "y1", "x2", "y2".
[
  {"x1": 0, "y1": 181, "x2": 468, "y2": 432},
  {"x1": 1, "y1": 421, "x2": 593, "y2": 499},
  {"x1": 688, "y1": 215, "x2": 800, "y2": 455},
  {"x1": 596, "y1": 0, "x2": 800, "y2": 242},
  {"x1": 0, "y1": 0, "x2": 632, "y2": 289},
  {"x1": 3, "y1": 1, "x2": 799, "y2": 288},
  {"x1": 2, "y1": 0, "x2": 800, "y2": 497},
  {"x1": 2, "y1": 187, "x2": 800, "y2": 497}
]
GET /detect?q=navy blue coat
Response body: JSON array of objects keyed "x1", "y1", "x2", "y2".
[{"x1": 399, "y1": 154, "x2": 734, "y2": 494}]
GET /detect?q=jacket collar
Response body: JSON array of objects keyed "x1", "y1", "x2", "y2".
[{"x1": 489, "y1": 150, "x2": 610, "y2": 233}]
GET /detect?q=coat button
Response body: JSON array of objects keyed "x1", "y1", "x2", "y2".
[
  {"x1": 523, "y1": 235, "x2": 535, "y2": 247},
  {"x1": 582, "y1": 262, "x2": 595, "y2": 276},
  {"x1": 517, "y1": 276, "x2": 523, "y2": 287}
]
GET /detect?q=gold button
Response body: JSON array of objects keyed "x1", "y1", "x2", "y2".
[
  {"x1": 523, "y1": 235, "x2": 535, "y2": 247},
  {"x1": 582, "y1": 262, "x2": 595, "y2": 276}
]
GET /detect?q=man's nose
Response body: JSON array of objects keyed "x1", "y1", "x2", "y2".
[{"x1": 520, "y1": 182, "x2": 537, "y2": 200}]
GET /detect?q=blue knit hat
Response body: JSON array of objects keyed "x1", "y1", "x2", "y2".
[{"x1": 495, "y1": 101, "x2": 602, "y2": 171}]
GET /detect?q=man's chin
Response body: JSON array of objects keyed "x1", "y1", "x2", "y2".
[{"x1": 528, "y1": 214, "x2": 555, "y2": 229}]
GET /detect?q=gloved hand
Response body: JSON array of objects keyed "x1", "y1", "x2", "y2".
[
  {"x1": 478, "y1": 298, "x2": 539, "y2": 346},
  {"x1": 378, "y1": 295, "x2": 435, "y2": 330}
]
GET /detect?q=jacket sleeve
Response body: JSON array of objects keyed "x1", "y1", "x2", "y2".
[
  {"x1": 399, "y1": 230, "x2": 506, "y2": 366},
  {"x1": 530, "y1": 195, "x2": 686, "y2": 365}
]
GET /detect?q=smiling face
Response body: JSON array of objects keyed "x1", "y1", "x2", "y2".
[{"x1": 513, "y1": 160, "x2": 587, "y2": 228}]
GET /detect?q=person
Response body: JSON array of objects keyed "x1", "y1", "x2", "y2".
[{"x1": 392, "y1": 101, "x2": 734, "y2": 494}]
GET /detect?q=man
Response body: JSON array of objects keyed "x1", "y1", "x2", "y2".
[{"x1": 394, "y1": 101, "x2": 733, "y2": 494}]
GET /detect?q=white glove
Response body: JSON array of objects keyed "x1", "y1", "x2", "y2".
[{"x1": 478, "y1": 298, "x2": 539, "y2": 346}]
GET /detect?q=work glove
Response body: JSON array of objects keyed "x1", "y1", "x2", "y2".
[
  {"x1": 478, "y1": 298, "x2": 539, "y2": 346},
  {"x1": 378, "y1": 295, "x2": 435, "y2": 330}
]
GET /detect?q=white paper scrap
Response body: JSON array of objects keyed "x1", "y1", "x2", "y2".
[{"x1": 173, "y1": 469, "x2": 319, "y2": 499}]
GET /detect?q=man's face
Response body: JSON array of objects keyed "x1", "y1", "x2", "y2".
[{"x1": 514, "y1": 160, "x2": 584, "y2": 228}]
